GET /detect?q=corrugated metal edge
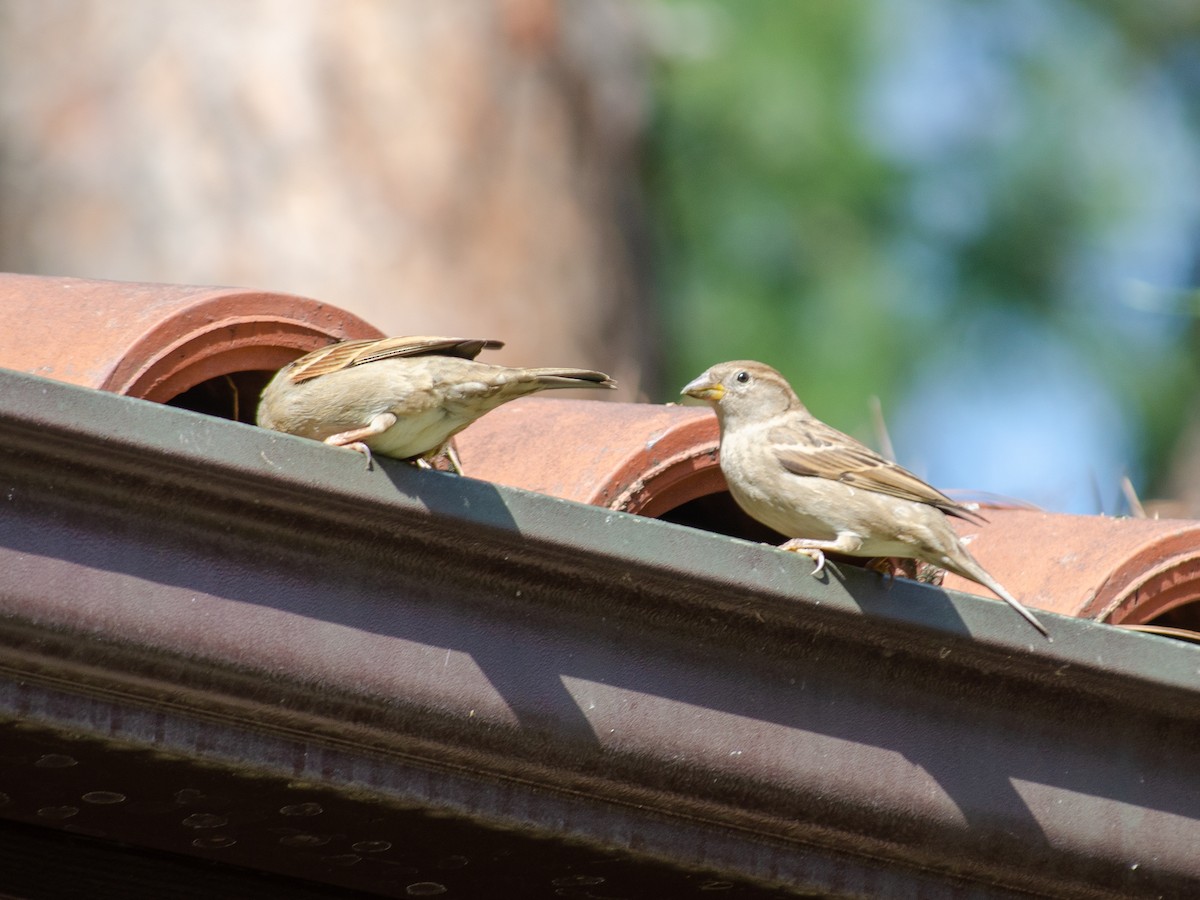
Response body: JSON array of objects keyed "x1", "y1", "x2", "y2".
[{"x1": 1, "y1": 368, "x2": 1198, "y2": 898}]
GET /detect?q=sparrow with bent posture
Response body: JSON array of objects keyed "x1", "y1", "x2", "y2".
[
  {"x1": 682, "y1": 361, "x2": 1049, "y2": 639},
  {"x1": 258, "y1": 336, "x2": 616, "y2": 471}
]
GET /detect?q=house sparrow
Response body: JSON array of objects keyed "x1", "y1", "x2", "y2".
[
  {"x1": 258, "y1": 335, "x2": 616, "y2": 471},
  {"x1": 682, "y1": 361, "x2": 1050, "y2": 639}
]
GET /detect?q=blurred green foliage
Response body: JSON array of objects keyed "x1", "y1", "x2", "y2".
[
  {"x1": 647, "y1": 2, "x2": 907, "y2": 429},
  {"x1": 645, "y1": 0, "x2": 1200, "y2": 501}
]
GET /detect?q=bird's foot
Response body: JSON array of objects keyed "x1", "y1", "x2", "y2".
[
  {"x1": 323, "y1": 413, "x2": 395, "y2": 471},
  {"x1": 781, "y1": 541, "x2": 826, "y2": 577},
  {"x1": 865, "y1": 556, "x2": 899, "y2": 589},
  {"x1": 339, "y1": 440, "x2": 374, "y2": 470},
  {"x1": 444, "y1": 443, "x2": 464, "y2": 475},
  {"x1": 415, "y1": 443, "x2": 463, "y2": 474}
]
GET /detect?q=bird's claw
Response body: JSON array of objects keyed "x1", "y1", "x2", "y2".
[
  {"x1": 805, "y1": 549, "x2": 826, "y2": 577},
  {"x1": 346, "y1": 441, "x2": 374, "y2": 470},
  {"x1": 445, "y1": 444, "x2": 464, "y2": 476},
  {"x1": 780, "y1": 540, "x2": 826, "y2": 577},
  {"x1": 415, "y1": 443, "x2": 464, "y2": 475}
]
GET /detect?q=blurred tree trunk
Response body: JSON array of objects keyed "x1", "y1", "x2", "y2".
[{"x1": 0, "y1": 0, "x2": 655, "y2": 396}]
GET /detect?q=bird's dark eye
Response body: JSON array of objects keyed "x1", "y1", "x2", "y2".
[{"x1": 735, "y1": 371, "x2": 750, "y2": 384}]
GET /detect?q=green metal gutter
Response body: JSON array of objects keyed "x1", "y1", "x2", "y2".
[{"x1": 0, "y1": 368, "x2": 1197, "y2": 898}]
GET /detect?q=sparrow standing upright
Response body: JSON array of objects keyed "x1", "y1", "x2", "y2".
[
  {"x1": 682, "y1": 360, "x2": 1049, "y2": 639},
  {"x1": 258, "y1": 336, "x2": 616, "y2": 471}
]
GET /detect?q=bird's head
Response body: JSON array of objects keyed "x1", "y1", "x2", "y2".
[{"x1": 681, "y1": 361, "x2": 803, "y2": 425}]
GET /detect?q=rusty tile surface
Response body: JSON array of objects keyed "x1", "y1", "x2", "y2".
[
  {"x1": 454, "y1": 397, "x2": 723, "y2": 515},
  {"x1": 943, "y1": 509, "x2": 1200, "y2": 624},
  {"x1": 0, "y1": 272, "x2": 382, "y2": 403}
]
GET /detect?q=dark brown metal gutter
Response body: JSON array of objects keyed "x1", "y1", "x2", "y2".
[{"x1": 1, "y1": 367, "x2": 1198, "y2": 898}]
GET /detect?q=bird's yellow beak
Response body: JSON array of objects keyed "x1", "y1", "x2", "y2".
[{"x1": 681, "y1": 374, "x2": 724, "y2": 402}]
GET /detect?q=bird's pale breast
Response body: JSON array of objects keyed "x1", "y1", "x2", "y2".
[{"x1": 718, "y1": 422, "x2": 956, "y2": 559}]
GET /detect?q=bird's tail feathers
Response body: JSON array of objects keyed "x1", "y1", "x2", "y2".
[
  {"x1": 524, "y1": 368, "x2": 617, "y2": 390},
  {"x1": 946, "y1": 553, "x2": 1051, "y2": 640}
]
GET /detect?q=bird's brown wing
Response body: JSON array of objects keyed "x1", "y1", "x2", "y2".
[
  {"x1": 770, "y1": 418, "x2": 986, "y2": 524},
  {"x1": 286, "y1": 336, "x2": 505, "y2": 384}
]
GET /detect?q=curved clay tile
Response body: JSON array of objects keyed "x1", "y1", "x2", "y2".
[
  {"x1": 942, "y1": 508, "x2": 1200, "y2": 629},
  {"x1": 0, "y1": 273, "x2": 381, "y2": 421},
  {"x1": 454, "y1": 397, "x2": 723, "y2": 517}
]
